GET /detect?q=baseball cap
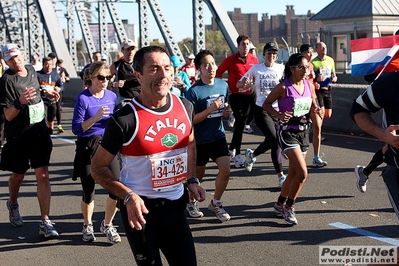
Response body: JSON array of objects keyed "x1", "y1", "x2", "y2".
[
  {"x1": 121, "y1": 39, "x2": 137, "y2": 50},
  {"x1": 186, "y1": 53, "x2": 195, "y2": 59},
  {"x1": 249, "y1": 43, "x2": 256, "y2": 50},
  {"x1": 2, "y1": 44, "x2": 21, "y2": 62},
  {"x1": 101, "y1": 54, "x2": 107, "y2": 61},
  {"x1": 264, "y1": 42, "x2": 278, "y2": 52},
  {"x1": 170, "y1": 55, "x2": 181, "y2": 67},
  {"x1": 300, "y1": 44, "x2": 313, "y2": 53}
]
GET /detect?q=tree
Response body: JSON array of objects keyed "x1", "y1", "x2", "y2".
[{"x1": 205, "y1": 30, "x2": 230, "y2": 55}]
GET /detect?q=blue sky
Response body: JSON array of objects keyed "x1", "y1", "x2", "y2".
[{"x1": 65, "y1": 0, "x2": 335, "y2": 41}]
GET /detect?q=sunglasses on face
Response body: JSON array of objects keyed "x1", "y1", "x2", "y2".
[
  {"x1": 97, "y1": 75, "x2": 112, "y2": 81},
  {"x1": 292, "y1": 65, "x2": 309, "y2": 71}
]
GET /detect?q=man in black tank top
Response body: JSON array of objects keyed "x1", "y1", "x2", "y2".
[{"x1": 110, "y1": 39, "x2": 141, "y2": 100}]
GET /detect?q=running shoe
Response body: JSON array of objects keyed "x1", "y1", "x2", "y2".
[
  {"x1": 229, "y1": 149, "x2": 236, "y2": 162},
  {"x1": 243, "y1": 125, "x2": 254, "y2": 134},
  {"x1": 100, "y1": 220, "x2": 121, "y2": 244},
  {"x1": 312, "y1": 157, "x2": 328, "y2": 168},
  {"x1": 186, "y1": 200, "x2": 204, "y2": 218},
  {"x1": 208, "y1": 201, "x2": 230, "y2": 222},
  {"x1": 283, "y1": 205, "x2": 298, "y2": 225},
  {"x1": 82, "y1": 224, "x2": 96, "y2": 242},
  {"x1": 39, "y1": 219, "x2": 59, "y2": 237},
  {"x1": 273, "y1": 202, "x2": 284, "y2": 216},
  {"x1": 6, "y1": 199, "x2": 23, "y2": 227},
  {"x1": 244, "y1": 149, "x2": 256, "y2": 172},
  {"x1": 57, "y1": 124, "x2": 64, "y2": 133},
  {"x1": 278, "y1": 175, "x2": 286, "y2": 188},
  {"x1": 234, "y1": 154, "x2": 244, "y2": 168},
  {"x1": 228, "y1": 113, "x2": 235, "y2": 127},
  {"x1": 355, "y1": 165, "x2": 368, "y2": 193}
]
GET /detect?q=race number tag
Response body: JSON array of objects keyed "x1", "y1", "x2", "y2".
[
  {"x1": 28, "y1": 101, "x2": 45, "y2": 124},
  {"x1": 293, "y1": 97, "x2": 312, "y2": 117},
  {"x1": 151, "y1": 152, "x2": 187, "y2": 192},
  {"x1": 206, "y1": 94, "x2": 225, "y2": 118}
]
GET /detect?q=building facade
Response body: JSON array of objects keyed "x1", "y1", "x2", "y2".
[{"x1": 209, "y1": 5, "x2": 325, "y2": 49}]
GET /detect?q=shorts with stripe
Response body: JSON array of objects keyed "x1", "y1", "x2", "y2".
[{"x1": 278, "y1": 129, "x2": 309, "y2": 154}]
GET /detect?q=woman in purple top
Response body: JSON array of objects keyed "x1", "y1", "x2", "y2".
[
  {"x1": 263, "y1": 53, "x2": 321, "y2": 226},
  {"x1": 72, "y1": 61, "x2": 121, "y2": 244}
]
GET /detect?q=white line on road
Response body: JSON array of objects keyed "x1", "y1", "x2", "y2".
[
  {"x1": 51, "y1": 135, "x2": 75, "y2": 144},
  {"x1": 330, "y1": 222, "x2": 399, "y2": 246}
]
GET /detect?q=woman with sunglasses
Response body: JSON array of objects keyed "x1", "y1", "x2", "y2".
[
  {"x1": 237, "y1": 42, "x2": 286, "y2": 188},
  {"x1": 263, "y1": 53, "x2": 320, "y2": 225},
  {"x1": 72, "y1": 61, "x2": 121, "y2": 244}
]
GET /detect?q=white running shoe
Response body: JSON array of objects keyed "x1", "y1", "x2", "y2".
[
  {"x1": 283, "y1": 205, "x2": 298, "y2": 225},
  {"x1": 100, "y1": 220, "x2": 121, "y2": 244},
  {"x1": 82, "y1": 224, "x2": 96, "y2": 242},
  {"x1": 244, "y1": 149, "x2": 256, "y2": 172},
  {"x1": 278, "y1": 175, "x2": 286, "y2": 188},
  {"x1": 355, "y1": 165, "x2": 368, "y2": 193},
  {"x1": 229, "y1": 149, "x2": 236, "y2": 162},
  {"x1": 208, "y1": 201, "x2": 230, "y2": 222},
  {"x1": 186, "y1": 200, "x2": 204, "y2": 218},
  {"x1": 234, "y1": 154, "x2": 244, "y2": 168},
  {"x1": 228, "y1": 113, "x2": 235, "y2": 127},
  {"x1": 312, "y1": 157, "x2": 327, "y2": 168},
  {"x1": 243, "y1": 125, "x2": 254, "y2": 134}
]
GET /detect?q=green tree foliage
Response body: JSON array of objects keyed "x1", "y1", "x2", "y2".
[
  {"x1": 205, "y1": 30, "x2": 230, "y2": 55},
  {"x1": 76, "y1": 40, "x2": 82, "y2": 52},
  {"x1": 178, "y1": 37, "x2": 194, "y2": 55},
  {"x1": 150, "y1": 39, "x2": 166, "y2": 50}
]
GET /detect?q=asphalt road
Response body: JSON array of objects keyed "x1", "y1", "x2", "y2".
[{"x1": 0, "y1": 102, "x2": 398, "y2": 266}]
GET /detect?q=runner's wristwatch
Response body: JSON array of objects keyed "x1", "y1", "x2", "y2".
[{"x1": 186, "y1": 177, "x2": 200, "y2": 185}]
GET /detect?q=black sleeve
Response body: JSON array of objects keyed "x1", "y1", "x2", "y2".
[
  {"x1": 63, "y1": 67, "x2": 70, "y2": 77},
  {"x1": 101, "y1": 104, "x2": 136, "y2": 155},
  {"x1": 180, "y1": 98, "x2": 194, "y2": 124},
  {"x1": 350, "y1": 72, "x2": 399, "y2": 122}
]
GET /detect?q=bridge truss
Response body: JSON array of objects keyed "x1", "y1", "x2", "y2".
[{"x1": 0, "y1": 0, "x2": 237, "y2": 76}]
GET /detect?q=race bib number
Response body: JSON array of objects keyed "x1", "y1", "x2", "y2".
[
  {"x1": 151, "y1": 152, "x2": 187, "y2": 192},
  {"x1": 293, "y1": 97, "x2": 312, "y2": 117},
  {"x1": 260, "y1": 78, "x2": 278, "y2": 95},
  {"x1": 207, "y1": 94, "x2": 225, "y2": 118},
  {"x1": 319, "y1": 66, "x2": 331, "y2": 79},
  {"x1": 28, "y1": 101, "x2": 45, "y2": 124}
]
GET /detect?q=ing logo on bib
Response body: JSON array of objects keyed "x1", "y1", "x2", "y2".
[{"x1": 161, "y1": 133, "x2": 178, "y2": 147}]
